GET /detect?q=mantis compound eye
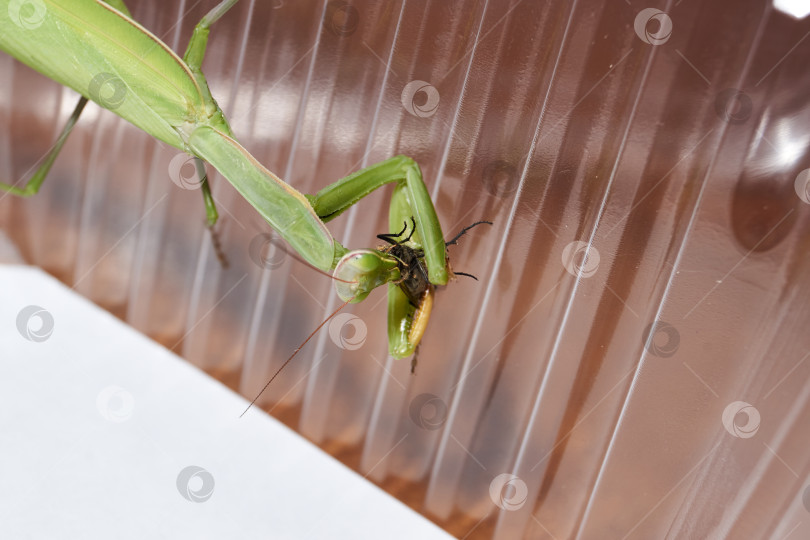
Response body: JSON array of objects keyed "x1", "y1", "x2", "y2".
[{"x1": 333, "y1": 249, "x2": 399, "y2": 303}]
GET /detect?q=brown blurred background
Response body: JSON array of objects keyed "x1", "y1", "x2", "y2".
[{"x1": 2, "y1": 1, "x2": 810, "y2": 538}]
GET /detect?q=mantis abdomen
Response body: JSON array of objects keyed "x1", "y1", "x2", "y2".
[{"x1": 1, "y1": 0, "x2": 201, "y2": 148}]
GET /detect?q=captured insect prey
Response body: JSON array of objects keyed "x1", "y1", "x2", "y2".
[{"x1": 377, "y1": 218, "x2": 493, "y2": 374}]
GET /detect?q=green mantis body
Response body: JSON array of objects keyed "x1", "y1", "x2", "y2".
[{"x1": 0, "y1": 0, "x2": 455, "y2": 360}]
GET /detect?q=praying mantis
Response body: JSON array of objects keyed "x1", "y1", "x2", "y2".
[{"x1": 0, "y1": 0, "x2": 489, "y2": 367}]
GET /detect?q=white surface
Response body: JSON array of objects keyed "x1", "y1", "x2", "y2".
[
  {"x1": 774, "y1": 0, "x2": 810, "y2": 19},
  {"x1": 0, "y1": 265, "x2": 453, "y2": 540}
]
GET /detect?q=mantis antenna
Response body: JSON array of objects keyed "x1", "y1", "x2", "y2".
[{"x1": 239, "y1": 297, "x2": 354, "y2": 418}]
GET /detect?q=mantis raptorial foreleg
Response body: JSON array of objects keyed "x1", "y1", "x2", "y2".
[
  {"x1": 308, "y1": 155, "x2": 448, "y2": 285},
  {"x1": 315, "y1": 157, "x2": 453, "y2": 359}
]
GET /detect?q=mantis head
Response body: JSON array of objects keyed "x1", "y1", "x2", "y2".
[{"x1": 332, "y1": 249, "x2": 401, "y2": 303}]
